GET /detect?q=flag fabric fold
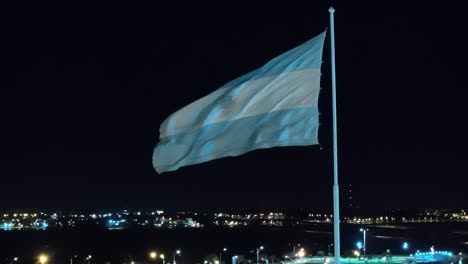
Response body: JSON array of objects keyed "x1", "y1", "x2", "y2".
[{"x1": 153, "y1": 31, "x2": 326, "y2": 173}]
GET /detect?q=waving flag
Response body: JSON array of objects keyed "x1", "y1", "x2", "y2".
[{"x1": 153, "y1": 31, "x2": 326, "y2": 173}]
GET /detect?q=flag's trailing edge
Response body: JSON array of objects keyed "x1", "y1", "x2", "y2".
[{"x1": 153, "y1": 31, "x2": 326, "y2": 173}]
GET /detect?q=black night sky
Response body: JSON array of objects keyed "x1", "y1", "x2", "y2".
[{"x1": 3, "y1": 1, "x2": 467, "y2": 211}]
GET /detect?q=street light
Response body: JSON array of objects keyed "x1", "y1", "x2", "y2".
[
  {"x1": 356, "y1": 241, "x2": 363, "y2": 250},
  {"x1": 360, "y1": 228, "x2": 369, "y2": 256},
  {"x1": 38, "y1": 254, "x2": 48, "y2": 264},
  {"x1": 328, "y1": 244, "x2": 333, "y2": 255},
  {"x1": 256, "y1": 246, "x2": 264, "y2": 264},
  {"x1": 160, "y1": 254, "x2": 165, "y2": 264},
  {"x1": 290, "y1": 243, "x2": 301, "y2": 258},
  {"x1": 220, "y1": 248, "x2": 227, "y2": 263},
  {"x1": 70, "y1": 255, "x2": 78, "y2": 264},
  {"x1": 402, "y1": 242, "x2": 409, "y2": 250},
  {"x1": 86, "y1": 255, "x2": 92, "y2": 264},
  {"x1": 149, "y1": 251, "x2": 157, "y2": 260},
  {"x1": 353, "y1": 250, "x2": 360, "y2": 258},
  {"x1": 173, "y1": 249, "x2": 181, "y2": 264},
  {"x1": 297, "y1": 248, "x2": 306, "y2": 258}
]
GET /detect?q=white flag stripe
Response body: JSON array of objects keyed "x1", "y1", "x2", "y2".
[{"x1": 161, "y1": 68, "x2": 321, "y2": 138}]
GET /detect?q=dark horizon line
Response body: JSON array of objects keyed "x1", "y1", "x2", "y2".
[{"x1": 0, "y1": 206, "x2": 465, "y2": 214}]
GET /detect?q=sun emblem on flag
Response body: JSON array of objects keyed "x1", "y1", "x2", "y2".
[
  {"x1": 215, "y1": 93, "x2": 238, "y2": 118},
  {"x1": 198, "y1": 91, "x2": 239, "y2": 121}
]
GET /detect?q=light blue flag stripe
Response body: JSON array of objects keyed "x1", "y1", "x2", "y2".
[
  {"x1": 154, "y1": 108, "x2": 319, "y2": 173},
  {"x1": 220, "y1": 31, "x2": 326, "y2": 89}
]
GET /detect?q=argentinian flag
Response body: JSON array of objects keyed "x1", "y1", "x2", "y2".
[{"x1": 153, "y1": 31, "x2": 326, "y2": 173}]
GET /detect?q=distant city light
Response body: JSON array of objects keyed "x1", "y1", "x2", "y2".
[
  {"x1": 0, "y1": 205, "x2": 467, "y2": 257},
  {"x1": 0, "y1": 207, "x2": 465, "y2": 264}
]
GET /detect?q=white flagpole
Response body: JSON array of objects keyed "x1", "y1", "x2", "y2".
[{"x1": 328, "y1": 6, "x2": 341, "y2": 264}]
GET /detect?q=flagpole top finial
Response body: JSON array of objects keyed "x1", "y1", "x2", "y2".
[{"x1": 329, "y1": 7, "x2": 335, "y2": 13}]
